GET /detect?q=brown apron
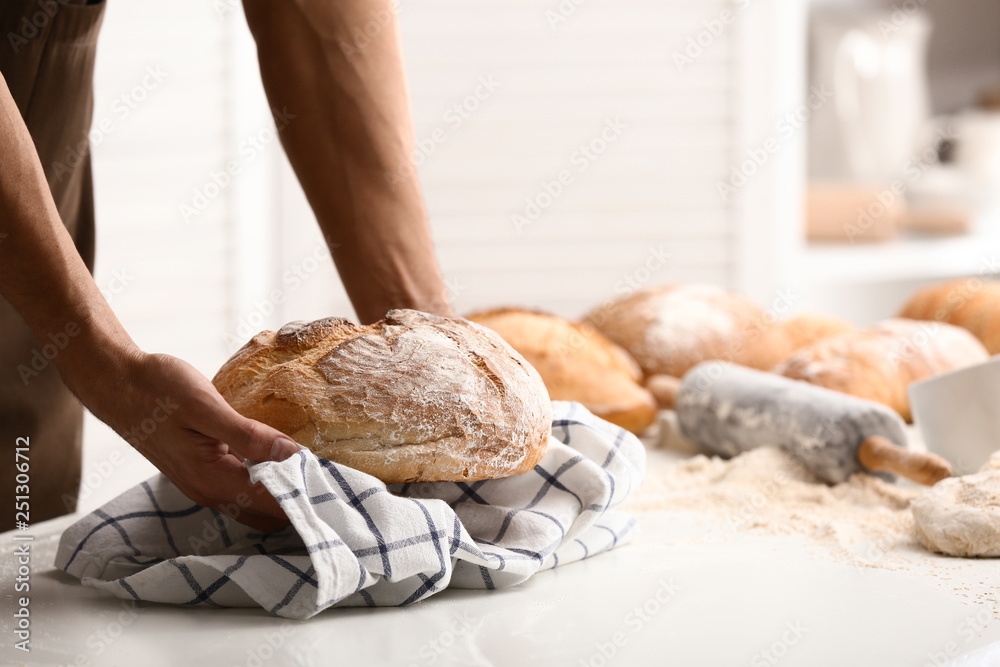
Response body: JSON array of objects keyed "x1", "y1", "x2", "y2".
[{"x1": 0, "y1": 0, "x2": 105, "y2": 531}]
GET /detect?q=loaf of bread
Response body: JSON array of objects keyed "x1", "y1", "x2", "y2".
[
  {"x1": 467, "y1": 308, "x2": 657, "y2": 434},
  {"x1": 898, "y1": 278, "x2": 1000, "y2": 353},
  {"x1": 774, "y1": 318, "x2": 989, "y2": 421},
  {"x1": 775, "y1": 312, "x2": 856, "y2": 352},
  {"x1": 212, "y1": 310, "x2": 552, "y2": 483},
  {"x1": 583, "y1": 284, "x2": 786, "y2": 379}
]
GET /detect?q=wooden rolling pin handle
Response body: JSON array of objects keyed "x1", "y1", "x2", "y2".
[
  {"x1": 645, "y1": 374, "x2": 683, "y2": 409},
  {"x1": 857, "y1": 435, "x2": 953, "y2": 486}
]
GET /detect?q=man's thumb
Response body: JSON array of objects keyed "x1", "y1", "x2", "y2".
[{"x1": 222, "y1": 412, "x2": 299, "y2": 464}]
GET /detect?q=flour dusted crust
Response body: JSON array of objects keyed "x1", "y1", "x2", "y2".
[
  {"x1": 212, "y1": 310, "x2": 552, "y2": 483},
  {"x1": 467, "y1": 308, "x2": 657, "y2": 434},
  {"x1": 774, "y1": 318, "x2": 989, "y2": 422},
  {"x1": 899, "y1": 278, "x2": 1000, "y2": 354},
  {"x1": 582, "y1": 284, "x2": 786, "y2": 379},
  {"x1": 912, "y1": 470, "x2": 1000, "y2": 557}
]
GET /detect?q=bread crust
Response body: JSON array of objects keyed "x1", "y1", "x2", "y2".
[
  {"x1": 582, "y1": 284, "x2": 786, "y2": 378},
  {"x1": 213, "y1": 310, "x2": 553, "y2": 483},
  {"x1": 777, "y1": 312, "x2": 856, "y2": 352},
  {"x1": 899, "y1": 278, "x2": 1000, "y2": 353},
  {"x1": 467, "y1": 308, "x2": 657, "y2": 434},
  {"x1": 774, "y1": 318, "x2": 989, "y2": 421}
]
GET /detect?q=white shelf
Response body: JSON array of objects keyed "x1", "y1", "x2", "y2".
[{"x1": 799, "y1": 228, "x2": 1000, "y2": 286}]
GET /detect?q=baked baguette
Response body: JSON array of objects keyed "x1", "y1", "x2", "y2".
[
  {"x1": 467, "y1": 308, "x2": 657, "y2": 434},
  {"x1": 898, "y1": 278, "x2": 1000, "y2": 353},
  {"x1": 212, "y1": 310, "x2": 552, "y2": 483},
  {"x1": 774, "y1": 318, "x2": 989, "y2": 421},
  {"x1": 583, "y1": 284, "x2": 786, "y2": 379}
]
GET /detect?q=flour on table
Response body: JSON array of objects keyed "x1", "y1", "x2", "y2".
[{"x1": 624, "y1": 445, "x2": 918, "y2": 553}]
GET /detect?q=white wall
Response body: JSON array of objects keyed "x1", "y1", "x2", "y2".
[{"x1": 281, "y1": 0, "x2": 805, "y2": 327}]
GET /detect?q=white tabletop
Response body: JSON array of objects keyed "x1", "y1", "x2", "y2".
[{"x1": 3, "y1": 447, "x2": 1000, "y2": 667}]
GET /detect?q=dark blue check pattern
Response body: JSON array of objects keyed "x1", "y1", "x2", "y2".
[{"x1": 56, "y1": 401, "x2": 645, "y2": 619}]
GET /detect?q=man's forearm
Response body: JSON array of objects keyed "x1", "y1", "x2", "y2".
[
  {"x1": 244, "y1": 0, "x2": 453, "y2": 323},
  {"x1": 0, "y1": 73, "x2": 139, "y2": 395}
]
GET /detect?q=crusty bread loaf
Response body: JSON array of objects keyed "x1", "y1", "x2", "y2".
[
  {"x1": 212, "y1": 310, "x2": 552, "y2": 483},
  {"x1": 583, "y1": 284, "x2": 786, "y2": 378},
  {"x1": 467, "y1": 308, "x2": 657, "y2": 434},
  {"x1": 774, "y1": 318, "x2": 989, "y2": 421},
  {"x1": 899, "y1": 278, "x2": 1000, "y2": 353},
  {"x1": 776, "y1": 312, "x2": 856, "y2": 352}
]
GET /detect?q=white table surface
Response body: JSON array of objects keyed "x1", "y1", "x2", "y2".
[{"x1": 3, "y1": 445, "x2": 1000, "y2": 667}]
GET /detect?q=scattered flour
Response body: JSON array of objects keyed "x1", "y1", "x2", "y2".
[
  {"x1": 621, "y1": 414, "x2": 1000, "y2": 611},
  {"x1": 624, "y1": 445, "x2": 918, "y2": 550},
  {"x1": 623, "y1": 416, "x2": 967, "y2": 578}
]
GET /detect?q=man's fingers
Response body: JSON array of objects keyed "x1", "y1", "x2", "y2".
[
  {"x1": 195, "y1": 455, "x2": 290, "y2": 530},
  {"x1": 205, "y1": 398, "x2": 299, "y2": 464}
]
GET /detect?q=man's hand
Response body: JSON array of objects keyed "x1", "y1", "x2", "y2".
[{"x1": 84, "y1": 351, "x2": 299, "y2": 533}]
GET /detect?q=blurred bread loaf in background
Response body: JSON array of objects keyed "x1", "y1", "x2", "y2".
[
  {"x1": 774, "y1": 312, "x2": 856, "y2": 352},
  {"x1": 582, "y1": 284, "x2": 787, "y2": 379},
  {"x1": 898, "y1": 278, "x2": 1000, "y2": 353},
  {"x1": 774, "y1": 318, "x2": 989, "y2": 421},
  {"x1": 467, "y1": 309, "x2": 657, "y2": 434}
]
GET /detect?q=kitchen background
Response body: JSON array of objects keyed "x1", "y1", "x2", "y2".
[{"x1": 76, "y1": 0, "x2": 1000, "y2": 508}]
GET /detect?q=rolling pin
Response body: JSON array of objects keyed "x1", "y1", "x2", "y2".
[{"x1": 664, "y1": 361, "x2": 951, "y2": 486}]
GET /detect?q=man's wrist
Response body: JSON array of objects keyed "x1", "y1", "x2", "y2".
[{"x1": 52, "y1": 312, "x2": 144, "y2": 411}]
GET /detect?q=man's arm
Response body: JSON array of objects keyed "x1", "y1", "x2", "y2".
[
  {"x1": 0, "y1": 73, "x2": 296, "y2": 531},
  {"x1": 243, "y1": 0, "x2": 454, "y2": 324}
]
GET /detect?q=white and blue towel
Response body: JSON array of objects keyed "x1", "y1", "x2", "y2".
[{"x1": 56, "y1": 401, "x2": 645, "y2": 620}]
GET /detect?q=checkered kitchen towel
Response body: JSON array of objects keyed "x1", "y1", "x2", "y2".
[{"x1": 56, "y1": 402, "x2": 645, "y2": 619}]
